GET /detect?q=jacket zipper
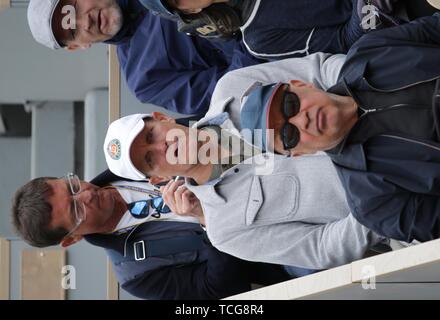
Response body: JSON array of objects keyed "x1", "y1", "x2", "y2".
[
  {"x1": 380, "y1": 134, "x2": 440, "y2": 152},
  {"x1": 358, "y1": 103, "x2": 430, "y2": 118},
  {"x1": 362, "y1": 76, "x2": 440, "y2": 93}
]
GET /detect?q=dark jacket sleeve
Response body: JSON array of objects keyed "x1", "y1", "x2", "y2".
[
  {"x1": 121, "y1": 247, "x2": 253, "y2": 300},
  {"x1": 129, "y1": 66, "x2": 225, "y2": 116},
  {"x1": 336, "y1": 135, "x2": 440, "y2": 243},
  {"x1": 341, "y1": 13, "x2": 440, "y2": 90},
  {"x1": 356, "y1": 12, "x2": 440, "y2": 45},
  {"x1": 243, "y1": 0, "x2": 364, "y2": 59},
  {"x1": 122, "y1": 245, "x2": 290, "y2": 300},
  {"x1": 117, "y1": 14, "x2": 259, "y2": 116}
]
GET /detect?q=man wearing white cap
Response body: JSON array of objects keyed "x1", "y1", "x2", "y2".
[
  {"x1": 26, "y1": 0, "x2": 261, "y2": 115},
  {"x1": 103, "y1": 112, "x2": 389, "y2": 273}
]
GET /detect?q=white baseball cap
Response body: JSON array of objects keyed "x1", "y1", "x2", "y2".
[
  {"x1": 27, "y1": 0, "x2": 62, "y2": 50},
  {"x1": 104, "y1": 114, "x2": 151, "y2": 181}
]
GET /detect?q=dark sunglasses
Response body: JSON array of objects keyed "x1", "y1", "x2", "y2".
[
  {"x1": 128, "y1": 197, "x2": 171, "y2": 219},
  {"x1": 280, "y1": 85, "x2": 301, "y2": 150}
]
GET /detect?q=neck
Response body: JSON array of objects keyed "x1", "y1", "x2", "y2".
[
  {"x1": 341, "y1": 95, "x2": 359, "y2": 130},
  {"x1": 331, "y1": 93, "x2": 359, "y2": 125},
  {"x1": 187, "y1": 138, "x2": 234, "y2": 185},
  {"x1": 101, "y1": 189, "x2": 127, "y2": 233},
  {"x1": 186, "y1": 163, "x2": 214, "y2": 185}
]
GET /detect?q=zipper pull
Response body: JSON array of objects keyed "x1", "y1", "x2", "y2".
[{"x1": 359, "y1": 106, "x2": 377, "y2": 116}]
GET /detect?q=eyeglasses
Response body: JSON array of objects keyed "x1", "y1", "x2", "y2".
[
  {"x1": 128, "y1": 197, "x2": 171, "y2": 219},
  {"x1": 64, "y1": 173, "x2": 87, "y2": 238},
  {"x1": 280, "y1": 85, "x2": 301, "y2": 150}
]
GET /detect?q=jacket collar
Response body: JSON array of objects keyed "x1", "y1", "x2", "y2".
[
  {"x1": 327, "y1": 143, "x2": 367, "y2": 171},
  {"x1": 196, "y1": 96, "x2": 235, "y2": 126},
  {"x1": 337, "y1": 60, "x2": 368, "y2": 90},
  {"x1": 194, "y1": 96, "x2": 244, "y2": 138}
]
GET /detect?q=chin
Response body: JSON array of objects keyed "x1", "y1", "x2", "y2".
[
  {"x1": 106, "y1": 6, "x2": 124, "y2": 37},
  {"x1": 325, "y1": 137, "x2": 344, "y2": 150}
]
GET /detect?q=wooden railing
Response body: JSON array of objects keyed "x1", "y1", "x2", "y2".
[
  {"x1": 0, "y1": 237, "x2": 10, "y2": 300},
  {"x1": 107, "y1": 45, "x2": 121, "y2": 300},
  {"x1": 227, "y1": 239, "x2": 440, "y2": 300}
]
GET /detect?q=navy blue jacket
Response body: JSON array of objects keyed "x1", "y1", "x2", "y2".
[
  {"x1": 327, "y1": 13, "x2": 440, "y2": 242},
  {"x1": 107, "y1": 0, "x2": 261, "y2": 116},
  {"x1": 85, "y1": 170, "x2": 290, "y2": 300}
]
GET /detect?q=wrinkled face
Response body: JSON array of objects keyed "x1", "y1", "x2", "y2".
[
  {"x1": 163, "y1": 0, "x2": 224, "y2": 13},
  {"x1": 52, "y1": 0, "x2": 123, "y2": 50},
  {"x1": 47, "y1": 179, "x2": 116, "y2": 236},
  {"x1": 268, "y1": 81, "x2": 358, "y2": 156},
  {"x1": 130, "y1": 114, "x2": 204, "y2": 179}
]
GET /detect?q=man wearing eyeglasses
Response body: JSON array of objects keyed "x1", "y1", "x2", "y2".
[
  {"x1": 11, "y1": 172, "x2": 292, "y2": 299},
  {"x1": 240, "y1": 13, "x2": 440, "y2": 245}
]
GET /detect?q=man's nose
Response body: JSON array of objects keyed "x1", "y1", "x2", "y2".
[
  {"x1": 148, "y1": 141, "x2": 167, "y2": 153},
  {"x1": 76, "y1": 12, "x2": 92, "y2": 31},
  {"x1": 75, "y1": 188, "x2": 94, "y2": 205},
  {"x1": 289, "y1": 111, "x2": 309, "y2": 132}
]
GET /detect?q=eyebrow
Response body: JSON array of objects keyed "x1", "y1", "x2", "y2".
[{"x1": 63, "y1": 179, "x2": 75, "y2": 218}]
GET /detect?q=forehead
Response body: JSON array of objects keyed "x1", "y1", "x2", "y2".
[
  {"x1": 130, "y1": 119, "x2": 152, "y2": 151},
  {"x1": 52, "y1": 0, "x2": 76, "y2": 45},
  {"x1": 135, "y1": 119, "x2": 152, "y2": 136},
  {"x1": 46, "y1": 178, "x2": 72, "y2": 229}
]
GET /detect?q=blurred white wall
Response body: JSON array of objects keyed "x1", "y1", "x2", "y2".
[{"x1": 0, "y1": 8, "x2": 108, "y2": 104}]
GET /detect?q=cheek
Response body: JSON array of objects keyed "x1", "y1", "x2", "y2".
[
  {"x1": 180, "y1": 0, "x2": 204, "y2": 9},
  {"x1": 298, "y1": 132, "x2": 325, "y2": 150},
  {"x1": 79, "y1": 0, "x2": 96, "y2": 11},
  {"x1": 201, "y1": 0, "x2": 213, "y2": 8},
  {"x1": 300, "y1": 131, "x2": 339, "y2": 152}
]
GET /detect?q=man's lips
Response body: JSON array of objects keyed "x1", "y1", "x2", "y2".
[
  {"x1": 316, "y1": 108, "x2": 324, "y2": 134},
  {"x1": 98, "y1": 10, "x2": 105, "y2": 32}
]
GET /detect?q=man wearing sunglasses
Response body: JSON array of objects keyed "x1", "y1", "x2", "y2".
[
  {"x1": 240, "y1": 13, "x2": 440, "y2": 245},
  {"x1": 11, "y1": 171, "x2": 292, "y2": 299}
]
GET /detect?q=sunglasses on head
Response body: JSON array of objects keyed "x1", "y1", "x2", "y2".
[
  {"x1": 128, "y1": 197, "x2": 171, "y2": 219},
  {"x1": 280, "y1": 85, "x2": 301, "y2": 150}
]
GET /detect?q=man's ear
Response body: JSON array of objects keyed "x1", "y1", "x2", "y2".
[
  {"x1": 182, "y1": 8, "x2": 202, "y2": 14},
  {"x1": 65, "y1": 43, "x2": 92, "y2": 51},
  {"x1": 65, "y1": 45, "x2": 79, "y2": 52},
  {"x1": 289, "y1": 80, "x2": 314, "y2": 89},
  {"x1": 290, "y1": 149, "x2": 306, "y2": 157},
  {"x1": 60, "y1": 235, "x2": 83, "y2": 248},
  {"x1": 149, "y1": 176, "x2": 173, "y2": 185},
  {"x1": 151, "y1": 112, "x2": 176, "y2": 124}
]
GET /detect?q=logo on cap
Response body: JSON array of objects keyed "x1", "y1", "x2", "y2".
[{"x1": 107, "y1": 139, "x2": 121, "y2": 160}]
